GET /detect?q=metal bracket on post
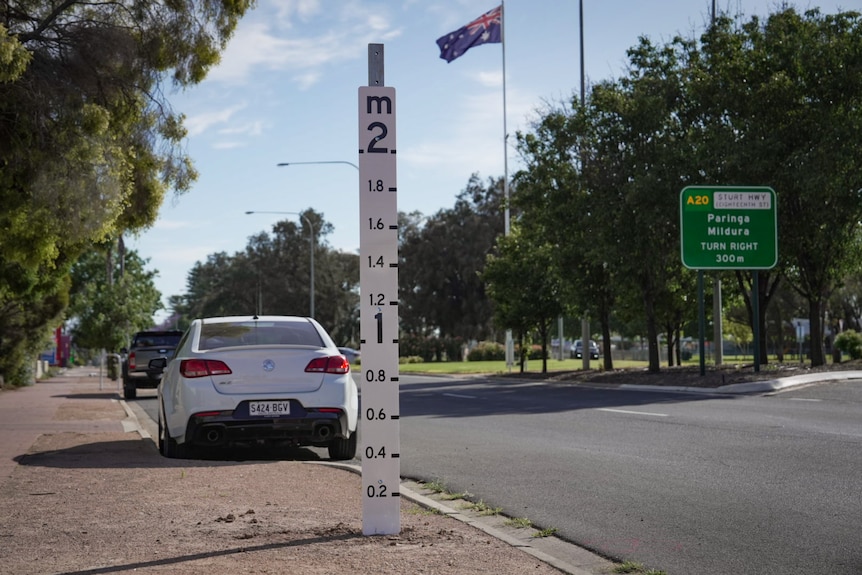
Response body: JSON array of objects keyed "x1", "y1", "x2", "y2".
[{"x1": 368, "y1": 44, "x2": 384, "y2": 87}]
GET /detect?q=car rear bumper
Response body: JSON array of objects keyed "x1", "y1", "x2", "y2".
[
  {"x1": 124, "y1": 370, "x2": 162, "y2": 387},
  {"x1": 183, "y1": 406, "x2": 350, "y2": 448}
]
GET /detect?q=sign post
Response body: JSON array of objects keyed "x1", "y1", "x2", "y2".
[
  {"x1": 359, "y1": 44, "x2": 400, "y2": 535},
  {"x1": 680, "y1": 186, "x2": 777, "y2": 373}
]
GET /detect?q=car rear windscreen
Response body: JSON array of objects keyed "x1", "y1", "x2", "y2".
[
  {"x1": 198, "y1": 321, "x2": 324, "y2": 350},
  {"x1": 134, "y1": 334, "x2": 182, "y2": 347}
]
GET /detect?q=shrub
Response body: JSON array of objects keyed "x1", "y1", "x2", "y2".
[
  {"x1": 834, "y1": 330, "x2": 862, "y2": 360},
  {"x1": 467, "y1": 341, "x2": 505, "y2": 361},
  {"x1": 526, "y1": 345, "x2": 546, "y2": 360}
]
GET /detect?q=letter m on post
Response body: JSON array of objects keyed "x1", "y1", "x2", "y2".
[{"x1": 367, "y1": 96, "x2": 392, "y2": 114}]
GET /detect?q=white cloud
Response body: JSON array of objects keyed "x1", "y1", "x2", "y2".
[
  {"x1": 476, "y1": 70, "x2": 503, "y2": 88},
  {"x1": 274, "y1": 0, "x2": 322, "y2": 24},
  {"x1": 293, "y1": 70, "x2": 323, "y2": 90},
  {"x1": 150, "y1": 219, "x2": 198, "y2": 231},
  {"x1": 402, "y1": 83, "x2": 535, "y2": 176},
  {"x1": 212, "y1": 141, "x2": 247, "y2": 150},
  {"x1": 218, "y1": 121, "x2": 264, "y2": 137},
  {"x1": 185, "y1": 105, "x2": 246, "y2": 136},
  {"x1": 204, "y1": 1, "x2": 402, "y2": 86},
  {"x1": 152, "y1": 246, "x2": 214, "y2": 265}
]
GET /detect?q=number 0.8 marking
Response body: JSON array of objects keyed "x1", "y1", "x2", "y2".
[{"x1": 365, "y1": 369, "x2": 386, "y2": 382}]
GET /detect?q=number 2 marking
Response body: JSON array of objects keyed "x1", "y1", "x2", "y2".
[{"x1": 367, "y1": 122, "x2": 388, "y2": 153}]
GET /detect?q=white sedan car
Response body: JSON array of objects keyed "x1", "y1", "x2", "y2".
[{"x1": 155, "y1": 316, "x2": 358, "y2": 460}]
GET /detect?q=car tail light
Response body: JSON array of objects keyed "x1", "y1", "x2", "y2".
[
  {"x1": 128, "y1": 352, "x2": 136, "y2": 370},
  {"x1": 180, "y1": 359, "x2": 232, "y2": 378},
  {"x1": 305, "y1": 355, "x2": 350, "y2": 374}
]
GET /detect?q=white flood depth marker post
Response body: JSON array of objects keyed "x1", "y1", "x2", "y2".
[{"x1": 359, "y1": 44, "x2": 400, "y2": 535}]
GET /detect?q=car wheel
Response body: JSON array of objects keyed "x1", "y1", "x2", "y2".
[
  {"x1": 157, "y1": 410, "x2": 167, "y2": 456},
  {"x1": 328, "y1": 433, "x2": 357, "y2": 461},
  {"x1": 123, "y1": 383, "x2": 137, "y2": 400},
  {"x1": 161, "y1": 409, "x2": 191, "y2": 459}
]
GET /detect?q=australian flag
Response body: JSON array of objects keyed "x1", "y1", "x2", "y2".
[{"x1": 436, "y1": 5, "x2": 502, "y2": 63}]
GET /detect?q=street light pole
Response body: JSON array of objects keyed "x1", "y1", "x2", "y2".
[
  {"x1": 245, "y1": 210, "x2": 315, "y2": 318},
  {"x1": 277, "y1": 160, "x2": 359, "y2": 171}
]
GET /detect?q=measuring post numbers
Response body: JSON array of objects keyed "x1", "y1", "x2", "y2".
[
  {"x1": 358, "y1": 82, "x2": 400, "y2": 536},
  {"x1": 680, "y1": 186, "x2": 777, "y2": 270}
]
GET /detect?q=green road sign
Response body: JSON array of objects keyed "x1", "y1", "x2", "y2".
[{"x1": 680, "y1": 186, "x2": 777, "y2": 270}]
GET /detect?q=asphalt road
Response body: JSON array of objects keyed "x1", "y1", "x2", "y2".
[
  {"x1": 133, "y1": 376, "x2": 862, "y2": 575},
  {"x1": 397, "y1": 375, "x2": 862, "y2": 575}
]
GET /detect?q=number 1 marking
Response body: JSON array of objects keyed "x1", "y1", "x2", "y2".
[{"x1": 375, "y1": 310, "x2": 383, "y2": 344}]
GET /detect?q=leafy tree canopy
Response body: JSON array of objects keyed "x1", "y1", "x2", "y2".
[{"x1": 68, "y1": 247, "x2": 163, "y2": 352}]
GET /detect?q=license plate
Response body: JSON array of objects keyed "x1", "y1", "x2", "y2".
[{"x1": 249, "y1": 401, "x2": 291, "y2": 416}]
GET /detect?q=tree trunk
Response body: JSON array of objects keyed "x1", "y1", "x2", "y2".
[
  {"x1": 809, "y1": 299, "x2": 825, "y2": 366},
  {"x1": 665, "y1": 325, "x2": 675, "y2": 367},
  {"x1": 539, "y1": 321, "x2": 549, "y2": 374},
  {"x1": 518, "y1": 332, "x2": 526, "y2": 373},
  {"x1": 756, "y1": 272, "x2": 769, "y2": 365},
  {"x1": 600, "y1": 307, "x2": 613, "y2": 370},
  {"x1": 118, "y1": 234, "x2": 125, "y2": 278},
  {"x1": 736, "y1": 271, "x2": 781, "y2": 365},
  {"x1": 105, "y1": 244, "x2": 113, "y2": 287}
]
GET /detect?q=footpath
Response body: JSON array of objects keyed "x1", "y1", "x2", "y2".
[{"x1": 0, "y1": 367, "x2": 613, "y2": 575}]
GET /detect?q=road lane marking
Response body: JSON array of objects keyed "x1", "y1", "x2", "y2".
[
  {"x1": 443, "y1": 393, "x2": 477, "y2": 399},
  {"x1": 787, "y1": 398, "x2": 822, "y2": 402},
  {"x1": 597, "y1": 408, "x2": 669, "y2": 417}
]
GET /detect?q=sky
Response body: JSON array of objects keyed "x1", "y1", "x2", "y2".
[{"x1": 128, "y1": 0, "x2": 859, "y2": 326}]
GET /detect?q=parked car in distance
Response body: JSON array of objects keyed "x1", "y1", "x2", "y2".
[
  {"x1": 155, "y1": 316, "x2": 359, "y2": 461},
  {"x1": 572, "y1": 339, "x2": 600, "y2": 360},
  {"x1": 338, "y1": 347, "x2": 361, "y2": 364},
  {"x1": 121, "y1": 330, "x2": 183, "y2": 399}
]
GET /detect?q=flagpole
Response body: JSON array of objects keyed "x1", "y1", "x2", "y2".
[
  {"x1": 501, "y1": 0, "x2": 514, "y2": 370},
  {"x1": 502, "y1": 0, "x2": 509, "y2": 237}
]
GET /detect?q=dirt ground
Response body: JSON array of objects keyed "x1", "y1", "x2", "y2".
[{"x1": 0, "y1": 417, "x2": 573, "y2": 575}]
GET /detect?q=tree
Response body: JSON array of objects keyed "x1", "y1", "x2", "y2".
[
  {"x1": 697, "y1": 8, "x2": 862, "y2": 366},
  {"x1": 68, "y1": 247, "x2": 162, "y2": 352},
  {"x1": 482, "y1": 227, "x2": 565, "y2": 373},
  {"x1": 173, "y1": 210, "x2": 360, "y2": 343},
  {"x1": 0, "y1": 0, "x2": 253, "y2": 384},
  {"x1": 399, "y1": 175, "x2": 505, "y2": 340}
]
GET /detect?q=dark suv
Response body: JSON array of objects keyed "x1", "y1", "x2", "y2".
[{"x1": 121, "y1": 330, "x2": 183, "y2": 399}]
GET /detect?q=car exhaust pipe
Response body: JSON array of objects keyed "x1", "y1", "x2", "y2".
[
  {"x1": 314, "y1": 423, "x2": 334, "y2": 441},
  {"x1": 199, "y1": 425, "x2": 226, "y2": 445}
]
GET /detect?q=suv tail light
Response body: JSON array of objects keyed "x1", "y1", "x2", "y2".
[
  {"x1": 305, "y1": 355, "x2": 350, "y2": 374},
  {"x1": 180, "y1": 359, "x2": 232, "y2": 378},
  {"x1": 128, "y1": 352, "x2": 136, "y2": 370}
]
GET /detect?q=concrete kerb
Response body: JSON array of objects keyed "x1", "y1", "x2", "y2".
[
  {"x1": 315, "y1": 462, "x2": 604, "y2": 575},
  {"x1": 619, "y1": 370, "x2": 862, "y2": 395}
]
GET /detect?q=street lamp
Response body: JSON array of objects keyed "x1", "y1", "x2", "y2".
[
  {"x1": 277, "y1": 160, "x2": 359, "y2": 171},
  {"x1": 244, "y1": 211, "x2": 315, "y2": 318}
]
